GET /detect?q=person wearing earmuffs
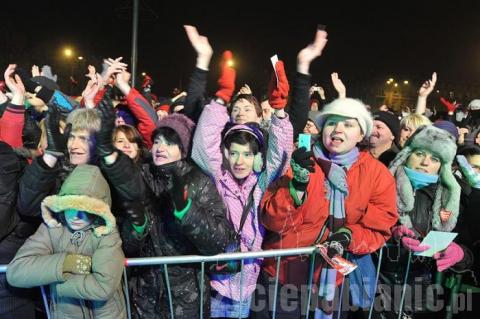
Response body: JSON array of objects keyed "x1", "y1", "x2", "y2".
[{"x1": 191, "y1": 48, "x2": 293, "y2": 317}]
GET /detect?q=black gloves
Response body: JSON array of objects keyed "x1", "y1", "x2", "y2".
[
  {"x1": 16, "y1": 68, "x2": 54, "y2": 103},
  {"x1": 325, "y1": 228, "x2": 352, "y2": 258},
  {"x1": 44, "y1": 106, "x2": 68, "y2": 157},
  {"x1": 120, "y1": 200, "x2": 146, "y2": 227},
  {"x1": 290, "y1": 147, "x2": 315, "y2": 191},
  {"x1": 156, "y1": 160, "x2": 189, "y2": 211},
  {"x1": 22, "y1": 108, "x2": 42, "y2": 149},
  {"x1": 96, "y1": 98, "x2": 117, "y2": 157}
]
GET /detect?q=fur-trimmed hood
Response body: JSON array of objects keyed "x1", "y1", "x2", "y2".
[
  {"x1": 41, "y1": 164, "x2": 116, "y2": 237},
  {"x1": 389, "y1": 125, "x2": 461, "y2": 231}
]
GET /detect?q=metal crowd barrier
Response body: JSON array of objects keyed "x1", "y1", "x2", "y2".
[{"x1": 2, "y1": 245, "x2": 459, "y2": 319}]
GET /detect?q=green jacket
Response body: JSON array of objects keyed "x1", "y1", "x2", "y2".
[{"x1": 7, "y1": 165, "x2": 126, "y2": 319}]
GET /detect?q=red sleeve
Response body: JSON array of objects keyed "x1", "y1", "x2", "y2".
[
  {"x1": 0, "y1": 103, "x2": 25, "y2": 148},
  {"x1": 125, "y1": 88, "x2": 158, "y2": 150},
  {"x1": 261, "y1": 173, "x2": 304, "y2": 234},
  {"x1": 347, "y1": 170, "x2": 398, "y2": 255}
]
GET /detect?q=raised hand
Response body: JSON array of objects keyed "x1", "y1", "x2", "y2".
[
  {"x1": 215, "y1": 50, "x2": 236, "y2": 104},
  {"x1": 184, "y1": 25, "x2": 213, "y2": 71},
  {"x1": 418, "y1": 72, "x2": 437, "y2": 97},
  {"x1": 238, "y1": 84, "x2": 252, "y2": 95},
  {"x1": 44, "y1": 105, "x2": 68, "y2": 157},
  {"x1": 95, "y1": 97, "x2": 117, "y2": 157},
  {"x1": 41, "y1": 65, "x2": 58, "y2": 82},
  {"x1": 297, "y1": 29, "x2": 328, "y2": 74},
  {"x1": 268, "y1": 61, "x2": 289, "y2": 109},
  {"x1": 82, "y1": 74, "x2": 102, "y2": 108},
  {"x1": 85, "y1": 65, "x2": 96, "y2": 81},
  {"x1": 31, "y1": 65, "x2": 41, "y2": 77},
  {"x1": 331, "y1": 72, "x2": 346, "y2": 98},
  {"x1": 101, "y1": 57, "x2": 127, "y2": 86},
  {"x1": 114, "y1": 70, "x2": 132, "y2": 96},
  {"x1": 4, "y1": 64, "x2": 25, "y2": 105}
]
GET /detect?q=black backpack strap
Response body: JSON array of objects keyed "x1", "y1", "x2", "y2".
[{"x1": 237, "y1": 186, "x2": 256, "y2": 234}]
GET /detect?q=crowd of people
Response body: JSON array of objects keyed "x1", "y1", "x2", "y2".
[{"x1": 0, "y1": 25, "x2": 479, "y2": 319}]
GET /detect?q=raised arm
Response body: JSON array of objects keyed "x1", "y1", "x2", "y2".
[
  {"x1": 0, "y1": 64, "x2": 25, "y2": 147},
  {"x1": 290, "y1": 29, "x2": 328, "y2": 139},
  {"x1": 191, "y1": 50, "x2": 236, "y2": 174},
  {"x1": 183, "y1": 25, "x2": 213, "y2": 122},
  {"x1": 331, "y1": 72, "x2": 346, "y2": 98},
  {"x1": 416, "y1": 72, "x2": 437, "y2": 115}
]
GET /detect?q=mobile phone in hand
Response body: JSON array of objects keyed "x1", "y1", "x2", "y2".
[{"x1": 298, "y1": 133, "x2": 311, "y2": 151}]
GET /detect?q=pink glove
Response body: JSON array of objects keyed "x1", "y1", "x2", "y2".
[
  {"x1": 391, "y1": 225, "x2": 416, "y2": 241},
  {"x1": 401, "y1": 237, "x2": 430, "y2": 252},
  {"x1": 433, "y1": 242, "x2": 464, "y2": 272}
]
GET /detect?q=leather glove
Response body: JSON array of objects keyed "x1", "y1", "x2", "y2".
[
  {"x1": 22, "y1": 108, "x2": 42, "y2": 149},
  {"x1": 290, "y1": 147, "x2": 314, "y2": 191},
  {"x1": 268, "y1": 60, "x2": 289, "y2": 109},
  {"x1": 433, "y1": 242, "x2": 464, "y2": 272},
  {"x1": 63, "y1": 254, "x2": 92, "y2": 275},
  {"x1": 325, "y1": 228, "x2": 352, "y2": 258},
  {"x1": 120, "y1": 200, "x2": 146, "y2": 227},
  {"x1": 95, "y1": 97, "x2": 117, "y2": 157},
  {"x1": 215, "y1": 50, "x2": 236, "y2": 104},
  {"x1": 45, "y1": 105, "x2": 68, "y2": 157}
]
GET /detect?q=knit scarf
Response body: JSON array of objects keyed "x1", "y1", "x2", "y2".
[
  {"x1": 404, "y1": 166, "x2": 439, "y2": 191},
  {"x1": 313, "y1": 144, "x2": 359, "y2": 319}
]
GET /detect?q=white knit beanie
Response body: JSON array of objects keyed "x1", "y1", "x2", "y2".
[{"x1": 314, "y1": 98, "x2": 373, "y2": 137}]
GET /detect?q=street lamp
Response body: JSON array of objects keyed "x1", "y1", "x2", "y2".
[
  {"x1": 64, "y1": 48, "x2": 73, "y2": 58},
  {"x1": 141, "y1": 72, "x2": 146, "y2": 76},
  {"x1": 403, "y1": 80, "x2": 409, "y2": 85},
  {"x1": 78, "y1": 56, "x2": 84, "y2": 60},
  {"x1": 394, "y1": 83, "x2": 398, "y2": 87}
]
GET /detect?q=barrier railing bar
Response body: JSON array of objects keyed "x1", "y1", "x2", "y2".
[
  {"x1": 337, "y1": 275, "x2": 346, "y2": 319},
  {"x1": 200, "y1": 262, "x2": 205, "y2": 319},
  {"x1": 305, "y1": 253, "x2": 316, "y2": 319},
  {"x1": 238, "y1": 259, "x2": 245, "y2": 319},
  {"x1": 272, "y1": 256, "x2": 281, "y2": 318},
  {"x1": 124, "y1": 247, "x2": 317, "y2": 267},
  {"x1": 40, "y1": 285, "x2": 51, "y2": 319},
  {"x1": 368, "y1": 246, "x2": 384, "y2": 319},
  {"x1": 163, "y1": 264, "x2": 175, "y2": 319},
  {"x1": 398, "y1": 251, "x2": 412, "y2": 319},
  {"x1": 123, "y1": 268, "x2": 132, "y2": 319}
]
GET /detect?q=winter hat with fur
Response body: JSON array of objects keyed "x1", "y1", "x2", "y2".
[
  {"x1": 41, "y1": 165, "x2": 115, "y2": 237},
  {"x1": 389, "y1": 125, "x2": 460, "y2": 232},
  {"x1": 314, "y1": 98, "x2": 373, "y2": 137},
  {"x1": 152, "y1": 113, "x2": 196, "y2": 156}
]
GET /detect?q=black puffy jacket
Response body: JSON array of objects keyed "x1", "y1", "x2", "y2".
[{"x1": 103, "y1": 157, "x2": 236, "y2": 319}]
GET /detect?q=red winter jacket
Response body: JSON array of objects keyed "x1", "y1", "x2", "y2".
[
  {"x1": 125, "y1": 88, "x2": 158, "y2": 150},
  {"x1": 0, "y1": 103, "x2": 25, "y2": 148},
  {"x1": 260, "y1": 151, "x2": 398, "y2": 284}
]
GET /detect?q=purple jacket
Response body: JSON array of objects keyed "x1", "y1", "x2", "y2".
[{"x1": 192, "y1": 100, "x2": 293, "y2": 301}]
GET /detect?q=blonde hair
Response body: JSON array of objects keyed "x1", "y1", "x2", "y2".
[
  {"x1": 400, "y1": 114, "x2": 431, "y2": 130},
  {"x1": 66, "y1": 108, "x2": 101, "y2": 133}
]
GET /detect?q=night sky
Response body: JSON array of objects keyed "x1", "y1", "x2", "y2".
[{"x1": 2, "y1": 1, "x2": 480, "y2": 101}]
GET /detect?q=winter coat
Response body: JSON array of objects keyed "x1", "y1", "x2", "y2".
[
  {"x1": 260, "y1": 151, "x2": 398, "y2": 285},
  {"x1": 125, "y1": 88, "x2": 158, "y2": 150},
  {"x1": 7, "y1": 165, "x2": 126, "y2": 319},
  {"x1": 0, "y1": 102, "x2": 25, "y2": 148},
  {"x1": 116, "y1": 160, "x2": 236, "y2": 319},
  {"x1": 191, "y1": 100, "x2": 293, "y2": 301}
]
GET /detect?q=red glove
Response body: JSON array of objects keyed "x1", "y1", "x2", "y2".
[
  {"x1": 440, "y1": 97, "x2": 460, "y2": 114},
  {"x1": 215, "y1": 50, "x2": 236, "y2": 103},
  {"x1": 268, "y1": 61, "x2": 289, "y2": 109}
]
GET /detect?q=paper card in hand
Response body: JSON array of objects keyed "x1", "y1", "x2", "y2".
[
  {"x1": 270, "y1": 54, "x2": 279, "y2": 88},
  {"x1": 414, "y1": 231, "x2": 458, "y2": 257}
]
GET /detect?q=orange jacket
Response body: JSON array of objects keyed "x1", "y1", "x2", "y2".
[{"x1": 260, "y1": 151, "x2": 398, "y2": 284}]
